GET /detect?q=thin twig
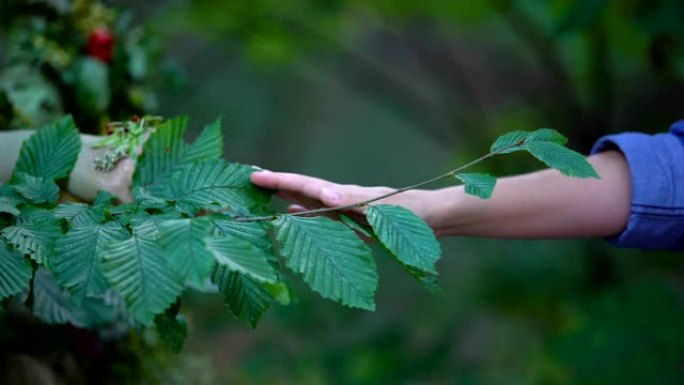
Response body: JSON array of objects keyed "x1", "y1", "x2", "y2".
[{"x1": 235, "y1": 143, "x2": 517, "y2": 223}]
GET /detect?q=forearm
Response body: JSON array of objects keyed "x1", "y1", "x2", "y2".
[
  {"x1": 424, "y1": 151, "x2": 631, "y2": 239},
  {"x1": 0, "y1": 131, "x2": 133, "y2": 202}
]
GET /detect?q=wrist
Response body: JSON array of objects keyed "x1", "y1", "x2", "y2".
[{"x1": 420, "y1": 186, "x2": 472, "y2": 237}]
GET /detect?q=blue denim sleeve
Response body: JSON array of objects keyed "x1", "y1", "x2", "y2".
[{"x1": 590, "y1": 120, "x2": 684, "y2": 251}]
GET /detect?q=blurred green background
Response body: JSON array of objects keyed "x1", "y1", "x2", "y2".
[{"x1": 5, "y1": 0, "x2": 684, "y2": 384}]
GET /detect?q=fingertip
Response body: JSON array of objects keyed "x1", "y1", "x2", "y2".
[
  {"x1": 287, "y1": 204, "x2": 307, "y2": 213},
  {"x1": 250, "y1": 170, "x2": 274, "y2": 186}
]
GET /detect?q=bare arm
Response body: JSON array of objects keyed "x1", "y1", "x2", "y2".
[
  {"x1": 0, "y1": 131, "x2": 134, "y2": 202},
  {"x1": 250, "y1": 151, "x2": 631, "y2": 239}
]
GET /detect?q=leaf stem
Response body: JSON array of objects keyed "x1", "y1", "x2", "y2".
[{"x1": 236, "y1": 144, "x2": 516, "y2": 223}]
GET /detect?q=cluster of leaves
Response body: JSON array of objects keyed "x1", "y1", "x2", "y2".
[{"x1": 0, "y1": 115, "x2": 596, "y2": 352}]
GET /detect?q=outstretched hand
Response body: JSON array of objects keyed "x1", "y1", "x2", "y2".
[{"x1": 250, "y1": 170, "x2": 434, "y2": 225}]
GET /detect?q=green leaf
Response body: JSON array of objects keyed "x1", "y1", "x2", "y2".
[
  {"x1": 211, "y1": 217, "x2": 278, "y2": 264},
  {"x1": 53, "y1": 222, "x2": 129, "y2": 304},
  {"x1": 1, "y1": 217, "x2": 61, "y2": 264},
  {"x1": 13, "y1": 173, "x2": 60, "y2": 204},
  {"x1": 213, "y1": 266, "x2": 273, "y2": 328},
  {"x1": 158, "y1": 217, "x2": 216, "y2": 287},
  {"x1": 101, "y1": 224, "x2": 184, "y2": 325},
  {"x1": 490, "y1": 128, "x2": 567, "y2": 154},
  {"x1": 134, "y1": 116, "x2": 188, "y2": 186},
  {"x1": 366, "y1": 205, "x2": 441, "y2": 274},
  {"x1": 54, "y1": 203, "x2": 105, "y2": 228},
  {"x1": 13, "y1": 115, "x2": 81, "y2": 180},
  {"x1": 0, "y1": 196, "x2": 20, "y2": 216},
  {"x1": 155, "y1": 312, "x2": 188, "y2": 353},
  {"x1": 0, "y1": 239, "x2": 32, "y2": 300},
  {"x1": 134, "y1": 117, "x2": 224, "y2": 187},
  {"x1": 273, "y1": 215, "x2": 378, "y2": 310},
  {"x1": 204, "y1": 234, "x2": 277, "y2": 284},
  {"x1": 183, "y1": 119, "x2": 223, "y2": 163},
  {"x1": 32, "y1": 268, "x2": 102, "y2": 327},
  {"x1": 157, "y1": 160, "x2": 271, "y2": 215},
  {"x1": 525, "y1": 142, "x2": 600, "y2": 178},
  {"x1": 454, "y1": 172, "x2": 497, "y2": 199},
  {"x1": 132, "y1": 187, "x2": 169, "y2": 210}
]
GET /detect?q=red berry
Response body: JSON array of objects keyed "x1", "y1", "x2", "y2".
[{"x1": 87, "y1": 27, "x2": 114, "y2": 63}]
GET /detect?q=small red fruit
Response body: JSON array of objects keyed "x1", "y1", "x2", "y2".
[{"x1": 87, "y1": 26, "x2": 115, "y2": 63}]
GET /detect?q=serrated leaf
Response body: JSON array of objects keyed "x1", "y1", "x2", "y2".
[
  {"x1": 134, "y1": 117, "x2": 224, "y2": 187},
  {"x1": 155, "y1": 312, "x2": 188, "y2": 353},
  {"x1": 157, "y1": 160, "x2": 271, "y2": 215},
  {"x1": 158, "y1": 217, "x2": 216, "y2": 287},
  {"x1": 134, "y1": 116, "x2": 188, "y2": 186},
  {"x1": 204, "y1": 235, "x2": 277, "y2": 284},
  {"x1": 13, "y1": 173, "x2": 60, "y2": 204},
  {"x1": 525, "y1": 142, "x2": 600, "y2": 178},
  {"x1": 211, "y1": 217, "x2": 278, "y2": 264},
  {"x1": 33, "y1": 267, "x2": 107, "y2": 327},
  {"x1": 183, "y1": 119, "x2": 223, "y2": 163},
  {"x1": 2, "y1": 217, "x2": 61, "y2": 264},
  {"x1": 0, "y1": 197, "x2": 20, "y2": 216},
  {"x1": 366, "y1": 205, "x2": 441, "y2": 274},
  {"x1": 0, "y1": 240, "x2": 32, "y2": 300},
  {"x1": 53, "y1": 222, "x2": 129, "y2": 304},
  {"x1": 54, "y1": 202, "x2": 105, "y2": 228},
  {"x1": 490, "y1": 128, "x2": 567, "y2": 154},
  {"x1": 132, "y1": 186, "x2": 169, "y2": 210},
  {"x1": 14, "y1": 115, "x2": 81, "y2": 180},
  {"x1": 213, "y1": 266, "x2": 273, "y2": 328},
  {"x1": 454, "y1": 172, "x2": 497, "y2": 199},
  {"x1": 274, "y1": 215, "x2": 378, "y2": 310},
  {"x1": 101, "y1": 225, "x2": 183, "y2": 325}
]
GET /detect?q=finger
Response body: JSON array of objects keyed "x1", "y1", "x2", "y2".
[
  {"x1": 251, "y1": 171, "x2": 333, "y2": 200},
  {"x1": 287, "y1": 204, "x2": 308, "y2": 213}
]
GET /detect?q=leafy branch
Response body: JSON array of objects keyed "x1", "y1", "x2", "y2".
[
  {"x1": 0, "y1": 115, "x2": 598, "y2": 353},
  {"x1": 238, "y1": 128, "x2": 599, "y2": 222}
]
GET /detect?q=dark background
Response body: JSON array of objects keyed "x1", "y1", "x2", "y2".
[{"x1": 5, "y1": 0, "x2": 684, "y2": 383}]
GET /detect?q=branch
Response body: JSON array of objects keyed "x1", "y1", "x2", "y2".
[{"x1": 235, "y1": 143, "x2": 516, "y2": 223}]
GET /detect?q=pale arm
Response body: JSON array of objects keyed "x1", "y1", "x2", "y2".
[
  {"x1": 250, "y1": 151, "x2": 631, "y2": 239},
  {"x1": 0, "y1": 131, "x2": 134, "y2": 202}
]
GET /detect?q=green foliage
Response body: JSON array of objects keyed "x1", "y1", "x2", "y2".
[
  {"x1": 366, "y1": 205, "x2": 441, "y2": 274},
  {"x1": 454, "y1": 172, "x2": 497, "y2": 199},
  {"x1": 213, "y1": 266, "x2": 273, "y2": 328},
  {"x1": 155, "y1": 311, "x2": 189, "y2": 353},
  {"x1": 490, "y1": 128, "x2": 598, "y2": 178},
  {"x1": 0, "y1": 239, "x2": 32, "y2": 300},
  {"x1": 0, "y1": 116, "x2": 598, "y2": 353},
  {"x1": 274, "y1": 215, "x2": 378, "y2": 310},
  {"x1": 12, "y1": 115, "x2": 81, "y2": 180},
  {"x1": 13, "y1": 173, "x2": 60, "y2": 204},
  {"x1": 158, "y1": 217, "x2": 216, "y2": 287},
  {"x1": 101, "y1": 223, "x2": 184, "y2": 326}
]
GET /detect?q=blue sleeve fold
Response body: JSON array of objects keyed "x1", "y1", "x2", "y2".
[{"x1": 590, "y1": 120, "x2": 684, "y2": 251}]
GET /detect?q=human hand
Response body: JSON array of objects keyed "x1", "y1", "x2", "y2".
[
  {"x1": 250, "y1": 170, "x2": 436, "y2": 226},
  {"x1": 66, "y1": 134, "x2": 135, "y2": 203}
]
